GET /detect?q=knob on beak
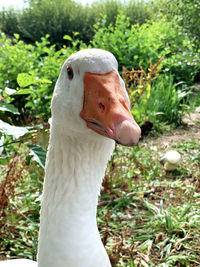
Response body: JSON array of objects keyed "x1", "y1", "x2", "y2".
[{"x1": 80, "y1": 70, "x2": 141, "y2": 146}]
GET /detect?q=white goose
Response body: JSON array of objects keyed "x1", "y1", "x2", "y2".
[{"x1": 0, "y1": 49, "x2": 141, "y2": 267}]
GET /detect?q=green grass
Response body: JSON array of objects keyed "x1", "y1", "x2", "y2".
[
  {"x1": 0, "y1": 131, "x2": 200, "y2": 266},
  {"x1": 101, "y1": 140, "x2": 200, "y2": 266},
  {"x1": 131, "y1": 74, "x2": 193, "y2": 131},
  {"x1": 98, "y1": 137, "x2": 200, "y2": 266}
]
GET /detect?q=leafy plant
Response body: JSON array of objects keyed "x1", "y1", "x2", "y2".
[
  {"x1": 131, "y1": 74, "x2": 191, "y2": 128},
  {"x1": 0, "y1": 0, "x2": 154, "y2": 46},
  {"x1": 156, "y1": 0, "x2": 200, "y2": 48},
  {"x1": 122, "y1": 55, "x2": 165, "y2": 106},
  {"x1": 92, "y1": 14, "x2": 200, "y2": 83},
  {"x1": 0, "y1": 5, "x2": 200, "y2": 266},
  {"x1": 0, "y1": 33, "x2": 82, "y2": 120},
  {"x1": 0, "y1": 97, "x2": 47, "y2": 170}
]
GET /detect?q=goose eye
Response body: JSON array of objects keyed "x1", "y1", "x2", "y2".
[{"x1": 67, "y1": 66, "x2": 74, "y2": 80}]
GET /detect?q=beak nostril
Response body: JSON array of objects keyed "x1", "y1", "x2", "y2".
[{"x1": 98, "y1": 102, "x2": 105, "y2": 112}]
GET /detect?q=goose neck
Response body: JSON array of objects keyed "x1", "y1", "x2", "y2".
[{"x1": 37, "y1": 132, "x2": 114, "y2": 267}]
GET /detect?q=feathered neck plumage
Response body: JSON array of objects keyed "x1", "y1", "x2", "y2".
[{"x1": 37, "y1": 127, "x2": 114, "y2": 267}]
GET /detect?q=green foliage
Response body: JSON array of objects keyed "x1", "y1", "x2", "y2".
[
  {"x1": 91, "y1": 0, "x2": 152, "y2": 26},
  {"x1": 0, "y1": 13, "x2": 199, "y2": 127},
  {"x1": 0, "y1": 33, "x2": 82, "y2": 120},
  {"x1": 0, "y1": 5, "x2": 199, "y2": 264},
  {"x1": 92, "y1": 14, "x2": 200, "y2": 83},
  {"x1": 0, "y1": 31, "x2": 199, "y2": 266},
  {"x1": 0, "y1": 7, "x2": 19, "y2": 36},
  {"x1": 0, "y1": 101, "x2": 19, "y2": 115},
  {"x1": 18, "y1": 0, "x2": 95, "y2": 45},
  {"x1": 155, "y1": 0, "x2": 200, "y2": 48},
  {"x1": 132, "y1": 75, "x2": 191, "y2": 128},
  {"x1": 0, "y1": 0, "x2": 153, "y2": 47},
  {"x1": 28, "y1": 144, "x2": 46, "y2": 168},
  {"x1": 0, "y1": 99, "x2": 47, "y2": 170},
  {"x1": 1, "y1": 128, "x2": 200, "y2": 265},
  {"x1": 0, "y1": 155, "x2": 42, "y2": 259},
  {"x1": 98, "y1": 137, "x2": 200, "y2": 265},
  {"x1": 0, "y1": 32, "x2": 36, "y2": 90}
]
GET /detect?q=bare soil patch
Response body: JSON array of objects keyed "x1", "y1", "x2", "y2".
[{"x1": 150, "y1": 110, "x2": 200, "y2": 147}]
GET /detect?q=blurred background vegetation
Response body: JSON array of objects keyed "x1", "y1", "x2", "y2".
[
  {"x1": 0, "y1": 0, "x2": 200, "y2": 49},
  {"x1": 0, "y1": 0, "x2": 153, "y2": 45},
  {"x1": 0, "y1": 0, "x2": 200, "y2": 127},
  {"x1": 0, "y1": 0, "x2": 200, "y2": 265}
]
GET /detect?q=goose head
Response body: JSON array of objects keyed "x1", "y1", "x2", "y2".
[{"x1": 51, "y1": 48, "x2": 141, "y2": 146}]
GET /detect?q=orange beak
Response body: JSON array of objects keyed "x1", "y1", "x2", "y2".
[{"x1": 80, "y1": 70, "x2": 141, "y2": 146}]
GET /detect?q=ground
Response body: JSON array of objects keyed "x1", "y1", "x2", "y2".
[
  {"x1": 100, "y1": 110, "x2": 200, "y2": 266},
  {"x1": 158, "y1": 110, "x2": 200, "y2": 144},
  {"x1": 0, "y1": 111, "x2": 200, "y2": 266}
]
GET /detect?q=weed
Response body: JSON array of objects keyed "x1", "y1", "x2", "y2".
[{"x1": 122, "y1": 55, "x2": 165, "y2": 107}]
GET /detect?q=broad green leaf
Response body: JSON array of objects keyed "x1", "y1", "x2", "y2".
[
  {"x1": 29, "y1": 144, "x2": 46, "y2": 168},
  {"x1": 38, "y1": 79, "x2": 51, "y2": 84},
  {"x1": 73, "y1": 32, "x2": 79, "y2": 37},
  {"x1": 0, "y1": 120, "x2": 29, "y2": 139},
  {"x1": 17, "y1": 73, "x2": 37, "y2": 88},
  {"x1": 0, "y1": 156, "x2": 11, "y2": 165},
  {"x1": 14, "y1": 88, "x2": 31, "y2": 95},
  {"x1": 0, "y1": 101, "x2": 20, "y2": 115},
  {"x1": 63, "y1": 35, "x2": 73, "y2": 41},
  {"x1": 14, "y1": 33, "x2": 20, "y2": 40}
]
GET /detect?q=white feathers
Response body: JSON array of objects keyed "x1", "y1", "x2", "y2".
[
  {"x1": 0, "y1": 49, "x2": 122, "y2": 266},
  {"x1": 0, "y1": 48, "x2": 139, "y2": 266}
]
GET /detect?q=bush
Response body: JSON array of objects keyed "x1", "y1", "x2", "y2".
[
  {"x1": 0, "y1": 7, "x2": 19, "y2": 36},
  {"x1": 0, "y1": 0, "x2": 153, "y2": 47},
  {"x1": 0, "y1": 13, "x2": 199, "y2": 126},
  {"x1": 132, "y1": 74, "x2": 191, "y2": 128},
  {"x1": 155, "y1": 0, "x2": 200, "y2": 48},
  {"x1": 0, "y1": 33, "x2": 84, "y2": 121},
  {"x1": 0, "y1": 0, "x2": 96, "y2": 46},
  {"x1": 0, "y1": 32, "x2": 37, "y2": 90},
  {"x1": 91, "y1": 0, "x2": 152, "y2": 26},
  {"x1": 92, "y1": 14, "x2": 200, "y2": 83}
]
